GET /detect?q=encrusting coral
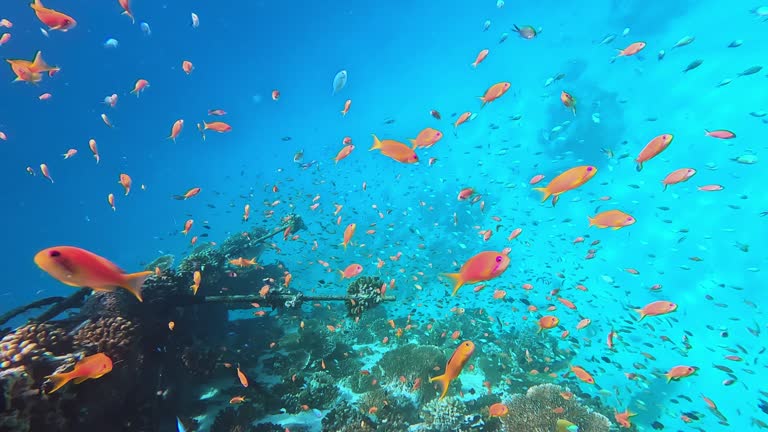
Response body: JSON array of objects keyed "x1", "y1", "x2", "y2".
[{"x1": 499, "y1": 383, "x2": 611, "y2": 432}]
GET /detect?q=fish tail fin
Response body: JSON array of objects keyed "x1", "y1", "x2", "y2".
[
  {"x1": 31, "y1": 51, "x2": 51, "y2": 72},
  {"x1": 532, "y1": 187, "x2": 551, "y2": 202},
  {"x1": 441, "y1": 273, "x2": 464, "y2": 296},
  {"x1": 30, "y1": 0, "x2": 43, "y2": 10},
  {"x1": 663, "y1": 183, "x2": 668, "y2": 191},
  {"x1": 339, "y1": 270, "x2": 345, "y2": 280},
  {"x1": 409, "y1": 139, "x2": 418, "y2": 149},
  {"x1": 44, "y1": 371, "x2": 73, "y2": 394},
  {"x1": 370, "y1": 134, "x2": 382, "y2": 151},
  {"x1": 587, "y1": 216, "x2": 595, "y2": 227},
  {"x1": 665, "y1": 374, "x2": 671, "y2": 383},
  {"x1": 428, "y1": 374, "x2": 451, "y2": 400},
  {"x1": 634, "y1": 309, "x2": 646, "y2": 321},
  {"x1": 122, "y1": 271, "x2": 153, "y2": 302},
  {"x1": 536, "y1": 325, "x2": 542, "y2": 334},
  {"x1": 479, "y1": 97, "x2": 487, "y2": 109},
  {"x1": 635, "y1": 161, "x2": 643, "y2": 171},
  {"x1": 339, "y1": 242, "x2": 347, "y2": 251},
  {"x1": 471, "y1": 62, "x2": 477, "y2": 68},
  {"x1": 121, "y1": 11, "x2": 135, "y2": 24},
  {"x1": 340, "y1": 109, "x2": 346, "y2": 116},
  {"x1": 704, "y1": 129, "x2": 710, "y2": 136}
]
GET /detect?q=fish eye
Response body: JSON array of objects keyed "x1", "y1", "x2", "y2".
[
  {"x1": 49, "y1": 250, "x2": 61, "y2": 258},
  {"x1": 495, "y1": 256, "x2": 502, "y2": 263},
  {"x1": 586, "y1": 166, "x2": 593, "y2": 171}
]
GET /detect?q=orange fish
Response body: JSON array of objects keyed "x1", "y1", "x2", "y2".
[
  {"x1": 334, "y1": 144, "x2": 355, "y2": 163},
  {"x1": 118, "y1": 0, "x2": 134, "y2": 23},
  {"x1": 635, "y1": 134, "x2": 673, "y2": 171},
  {"x1": 537, "y1": 315, "x2": 559, "y2": 333},
  {"x1": 62, "y1": 148, "x2": 77, "y2": 159},
  {"x1": 471, "y1": 49, "x2": 489, "y2": 68},
  {"x1": 182, "y1": 60, "x2": 193, "y2": 75},
  {"x1": 569, "y1": 365, "x2": 595, "y2": 384},
  {"x1": 40, "y1": 163, "x2": 53, "y2": 183},
  {"x1": 107, "y1": 193, "x2": 115, "y2": 211},
  {"x1": 44, "y1": 353, "x2": 112, "y2": 394},
  {"x1": 560, "y1": 91, "x2": 576, "y2": 115},
  {"x1": 236, "y1": 364, "x2": 249, "y2": 387},
  {"x1": 230, "y1": 396, "x2": 246, "y2": 404},
  {"x1": 488, "y1": 402, "x2": 508, "y2": 417},
  {"x1": 430, "y1": 341, "x2": 475, "y2": 399},
  {"x1": 173, "y1": 187, "x2": 201, "y2": 200},
  {"x1": 243, "y1": 204, "x2": 250, "y2": 222},
  {"x1": 201, "y1": 121, "x2": 232, "y2": 134},
  {"x1": 635, "y1": 300, "x2": 677, "y2": 320},
  {"x1": 190, "y1": 270, "x2": 201, "y2": 295},
  {"x1": 340, "y1": 223, "x2": 356, "y2": 250},
  {"x1": 89, "y1": 139, "x2": 100, "y2": 163},
  {"x1": 229, "y1": 257, "x2": 257, "y2": 267},
  {"x1": 479, "y1": 82, "x2": 511, "y2": 108},
  {"x1": 7, "y1": 51, "x2": 59, "y2": 83},
  {"x1": 118, "y1": 173, "x2": 132, "y2": 195},
  {"x1": 662, "y1": 168, "x2": 696, "y2": 190},
  {"x1": 441, "y1": 250, "x2": 510, "y2": 296},
  {"x1": 168, "y1": 119, "x2": 184, "y2": 142},
  {"x1": 130, "y1": 79, "x2": 149, "y2": 96},
  {"x1": 617, "y1": 41, "x2": 646, "y2": 56},
  {"x1": 341, "y1": 99, "x2": 351, "y2": 116},
  {"x1": 533, "y1": 165, "x2": 597, "y2": 206},
  {"x1": 409, "y1": 127, "x2": 443, "y2": 149},
  {"x1": 340, "y1": 264, "x2": 363, "y2": 279},
  {"x1": 370, "y1": 135, "x2": 419, "y2": 164},
  {"x1": 30, "y1": 0, "x2": 76, "y2": 31},
  {"x1": 182, "y1": 219, "x2": 194, "y2": 235},
  {"x1": 271, "y1": 90, "x2": 280, "y2": 101},
  {"x1": 454, "y1": 112, "x2": 472, "y2": 131},
  {"x1": 588, "y1": 210, "x2": 636, "y2": 229},
  {"x1": 614, "y1": 408, "x2": 637, "y2": 428},
  {"x1": 576, "y1": 318, "x2": 591, "y2": 330},
  {"x1": 665, "y1": 365, "x2": 696, "y2": 383},
  {"x1": 34, "y1": 246, "x2": 152, "y2": 302}
]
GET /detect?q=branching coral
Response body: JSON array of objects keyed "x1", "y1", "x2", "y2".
[
  {"x1": 420, "y1": 397, "x2": 467, "y2": 431},
  {"x1": 499, "y1": 383, "x2": 611, "y2": 432},
  {"x1": 376, "y1": 344, "x2": 445, "y2": 400}
]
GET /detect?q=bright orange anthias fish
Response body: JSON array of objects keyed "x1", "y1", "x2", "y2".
[
  {"x1": 442, "y1": 250, "x2": 510, "y2": 296},
  {"x1": 30, "y1": 0, "x2": 77, "y2": 31},
  {"x1": 370, "y1": 135, "x2": 418, "y2": 164},
  {"x1": 533, "y1": 165, "x2": 597, "y2": 206},
  {"x1": 560, "y1": 91, "x2": 576, "y2": 115},
  {"x1": 34, "y1": 246, "x2": 152, "y2": 302},
  {"x1": 44, "y1": 353, "x2": 112, "y2": 394},
  {"x1": 6, "y1": 51, "x2": 59, "y2": 84},
  {"x1": 430, "y1": 341, "x2": 475, "y2": 399},
  {"x1": 635, "y1": 134, "x2": 674, "y2": 171}
]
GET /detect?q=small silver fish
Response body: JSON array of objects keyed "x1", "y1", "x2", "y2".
[
  {"x1": 728, "y1": 39, "x2": 742, "y2": 48},
  {"x1": 658, "y1": 50, "x2": 665, "y2": 60},
  {"x1": 737, "y1": 66, "x2": 762, "y2": 76},
  {"x1": 717, "y1": 78, "x2": 732, "y2": 87},
  {"x1": 498, "y1": 32, "x2": 508, "y2": 44},
  {"x1": 672, "y1": 35, "x2": 695, "y2": 48},
  {"x1": 599, "y1": 34, "x2": 616, "y2": 45},
  {"x1": 332, "y1": 70, "x2": 348, "y2": 94},
  {"x1": 749, "y1": 111, "x2": 766, "y2": 117},
  {"x1": 483, "y1": 20, "x2": 491, "y2": 32},
  {"x1": 683, "y1": 59, "x2": 703, "y2": 72}
]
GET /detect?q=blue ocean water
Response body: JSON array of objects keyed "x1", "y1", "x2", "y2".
[{"x1": 2, "y1": 0, "x2": 768, "y2": 431}]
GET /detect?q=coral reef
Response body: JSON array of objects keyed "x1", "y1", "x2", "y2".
[
  {"x1": 321, "y1": 400, "x2": 375, "y2": 432},
  {"x1": 0, "y1": 323, "x2": 72, "y2": 369},
  {"x1": 420, "y1": 397, "x2": 468, "y2": 431},
  {"x1": 72, "y1": 317, "x2": 140, "y2": 363},
  {"x1": 376, "y1": 344, "x2": 445, "y2": 400},
  {"x1": 281, "y1": 371, "x2": 339, "y2": 411},
  {"x1": 499, "y1": 383, "x2": 611, "y2": 432},
  {"x1": 211, "y1": 406, "x2": 257, "y2": 432}
]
